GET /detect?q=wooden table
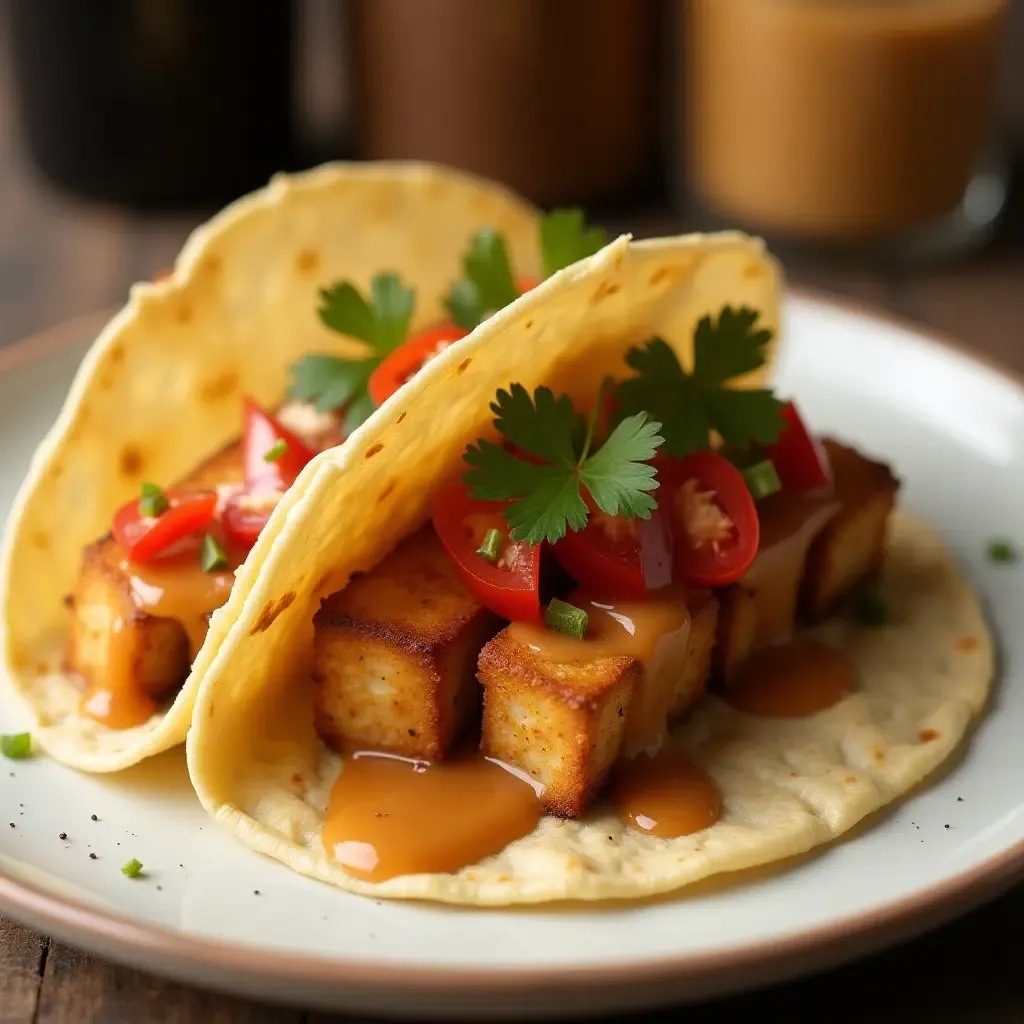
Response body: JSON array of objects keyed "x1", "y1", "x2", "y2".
[{"x1": 3, "y1": 16, "x2": 1024, "y2": 1024}]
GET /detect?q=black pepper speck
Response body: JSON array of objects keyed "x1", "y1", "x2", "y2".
[
  {"x1": 945, "y1": 824, "x2": 950, "y2": 829},
  {"x1": 957, "y1": 797, "x2": 963, "y2": 802},
  {"x1": 59, "y1": 832, "x2": 67, "y2": 840},
  {"x1": 89, "y1": 853, "x2": 97, "y2": 860},
  {"x1": 91, "y1": 814, "x2": 98, "y2": 821},
  {"x1": 156, "y1": 885, "x2": 163, "y2": 891},
  {"x1": 254, "y1": 890, "x2": 260, "y2": 896},
  {"x1": 8, "y1": 823, "x2": 13, "y2": 828}
]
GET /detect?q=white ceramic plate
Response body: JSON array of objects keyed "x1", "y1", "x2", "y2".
[{"x1": 1, "y1": 296, "x2": 1022, "y2": 1020}]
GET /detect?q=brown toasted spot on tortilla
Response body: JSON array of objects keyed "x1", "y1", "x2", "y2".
[
  {"x1": 589, "y1": 280, "x2": 618, "y2": 305},
  {"x1": 98, "y1": 372, "x2": 115, "y2": 391},
  {"x1": 32, "y1": 531, "x2": 49, "y2": 551},
  {"x1": 203, "y1": 255, "x2": 221, "y2": 276},
  {"x1": 918, "y1": 729, "x2": 939, "y2": 743},
  {"x1": 845, "y1": 776, "x2": 857, "y2": 784},
  {"x1": 175, "y1": 303, "x2": 193, "y2": 325},
  {"x1": 208, "y1": 702, "x2": 215, "y2": 718},
  {"x1": 955, "y1": 635, "x2": 979, "y2": 652},
  {"x1": 524, "y1": 319, "x2": 534, "y2": 330},
  {"x1": 250, "y1": 591, "x2": 297, "y2": 634},
  {"x1": 50, "y1": 462, "x2": 63, "y2": 481},
  {"x1": 873, "y1": 745, "x2": 885, "y2": 762},
  {"x1": 649, "y1": 266, "x2": 671, "y2": 286},
  {"x1": 456, "y1": 358, "x2": 472, "y2": 374},
  {"x1": 109, "y1": 343, "x2": 125, "y2": 364},
  {"x1": 396, "y1": 412, "x2": 406, "y2": 424},
  {"x1": 119, "y1": 445, "x2": 144, "y2": 478},
  {"x1": 376, "y1": 481, "x2": 396, "y2": 504},
  {"x1": 743, "y1": 261, "x2": 764, "y2": 280},
  {"x1": 295, "y1": 249, "x2": 320, "y2": 276},
  {"x1": 199, "y1": 370, "x2": 240, "y2": 402},
  {"x1": 364, "y1": 443, "x2": 384, "y2": 459}
]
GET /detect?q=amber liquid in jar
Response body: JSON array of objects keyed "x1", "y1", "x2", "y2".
[{"x1": 684, "y1": 0, "x2": 1008, "y2": 257}]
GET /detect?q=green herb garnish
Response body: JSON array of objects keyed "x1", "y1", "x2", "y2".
[
  {"x1": 854, "y1": 586, "x2": 889, "y2": 627},
  {"x1": 139, "y1": 482, "x2": 169, "y2": 518},
  {"x1": 545, "y1": 599, "x2": 589, "y2": 639},
  {"x1": 463, "y1": 382, "x2": 663, "y2": 545},
  {"x1": 200, "y1": 534, "x2": 228, "y2": 573},
  {"x1": 263, "y1": 439, "x2": 288, "y2": 463},
  {"x1": 615, "y1": 306, "x2": 785, "y2": 458},
  {"x1": 742, "y1": 459, "x2": 782, "y2": 500},
  {"x1": 121, "y1": 858, "x2": 144, "y2": 878},
  {"x1": 0, "y1": 733, "x2": 31, "y2": 760},
  {"x1": 445, "y1": 209, "x2": 608, "y2": 330},
  {"x1": 286, "y1": 272, "x2": 416, "y2": 434},
  {"x1": 987, "y1": 539, "x2": 1018, "y2": 565},
  {"x1": 476, "y1": 528, "x2": 504, "y2": 564}
]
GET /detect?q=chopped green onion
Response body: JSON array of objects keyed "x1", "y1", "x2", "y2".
[
  {"x1": 263, "y1": 439, "x2": 288, "y2": 463},
  {"x1": 139, "y1": 482, "x2": 169, "y2": 518},
  {"x1": 987, "y1": 539, "x2": 1018, "y2": 565},
  {"x1": 476, "y1": 528, "x2": 504, "y2": 564},
  {"x1": 200, "y1": 534, "x2": 228, "y2": 573},
  {"x1": 854, "y1": 586, "x2": 889, "y2": 628},
  {"x1": 545, "y1": 598, "x2": 588, "y2": 639},
  {"x1": 121, "y1": 858, "x2": 144, "y2": 878},
  {"x1": 0, "y1": 733, "x2": 31, "y2": 760},
  {"x1": 742, "y1": 459, "x2": 782, "y2": 500}
]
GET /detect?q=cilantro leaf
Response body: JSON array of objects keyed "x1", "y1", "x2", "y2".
[
  {"x1": 285, "y1": 272, "x2": 416, "y2": 426},
  {"x1": 318, "y1": 272, "x2": 415, "y2": 354},
  {"x1": 540, "y1": 209, "x2": 609, "y2": 278},
  {"x1": 579, "y1": 414, "x2": 662, "y2": 519},
  {"x1": 615, "y1": 307, "x2": 785, "y2": 458},
  {"x1": 462, "y1": 387, "x2": 663, "y2": 545},
  {"x1": 444, "y1": 229, "x2": 519, "y2": 330}
]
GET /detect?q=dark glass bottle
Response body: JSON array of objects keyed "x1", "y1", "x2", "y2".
[{"x1": 9, "y1": 0, "x2": 298, "y2": 209}]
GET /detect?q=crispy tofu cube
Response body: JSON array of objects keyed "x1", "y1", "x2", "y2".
[
  {"x1": 65, "y1": 537, "x2": 191, "y2": 702},
  {"x1": 478, "y1": 629, "x2": 639, "y2": 818},
  {"x1": 480, "y1": 590, "x2": 710, "y2": 817},
  {"x1": 64, "y1": 440, "x2": 243, "y2": 703},
  {"x1": 801, "y1": 440, "x2": 899, "y2": 620},
  {"x1": 312, "y1": 524, "x2": 500, "y2": 761},
  {"x1": 669, "y1": 590, "x2": 718, "y2": 723}
]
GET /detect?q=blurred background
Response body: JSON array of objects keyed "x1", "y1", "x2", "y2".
[{"x1": 0, "y1": 0, "x2": 1022, "y2": 348}]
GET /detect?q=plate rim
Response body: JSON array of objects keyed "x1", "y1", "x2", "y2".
[{"x1": 1, "y1": 290, "x2": 1023, "y2": 994}]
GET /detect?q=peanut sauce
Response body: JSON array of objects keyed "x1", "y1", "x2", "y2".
[
  {"x1": 81, "y1": 550, "x2": 239, "y2": 730},
  {"x1": 323, "y1": 748, "x2": 542, "y2": 882},
  {"x1": 727, "y1": 639, "x2": 855, "y2": 718},
  {"x1": 611, "y1": 745, "x2": 721, "y2": 839}
]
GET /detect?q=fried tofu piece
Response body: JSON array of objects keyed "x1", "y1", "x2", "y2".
[
  {"x1": 479, "y1": 591, "x2": 706, "y2": 818},
  {"x1": 669, "y1": 590, "x2": 718, "y2": 723},
  {"x1": 715, "y1": 440, "x2": 899, "y2": 684},
  {"x1": 478, "y1": 628, "x2": 639, "y2": 818},
  {"x1": 64, "y1": 440, "x2": 243, "y2": 703},
  {"x1": 801, "y1": 440, "x2": 900, "y2": 620},
  {"x1": 313, "y1": 524, "x2": 500, "y2": 761}
]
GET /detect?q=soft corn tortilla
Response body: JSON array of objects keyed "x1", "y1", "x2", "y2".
[
  {"x1": 184, "y1": 232, "x2": 989, "y2": 905},
  {"x1": 0, "y1": 161, "x2": 542, "y2": 773}
]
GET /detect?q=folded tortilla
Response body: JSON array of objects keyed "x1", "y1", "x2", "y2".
[
  {"x1": 185, "y1": 231, "x2": 993, "y2": 904},
  {"x1": 0, "y1": 161, "x2": 541, "y2": 772}
]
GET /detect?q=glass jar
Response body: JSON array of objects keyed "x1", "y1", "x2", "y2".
[{"x1": 681, "y1": 0, "x2": 1010, "y2": 266}]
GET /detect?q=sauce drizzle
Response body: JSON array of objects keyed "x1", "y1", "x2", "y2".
[
  {"x1": 727, "y1": 639, "x2": 855, "y2": 718},
  {"x1": 323, "y1": 749, "x2": 542, "y2": 882}
]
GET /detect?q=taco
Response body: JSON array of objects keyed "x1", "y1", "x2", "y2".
[
  {"x1": 184, "y1": 231, "x2": 994, "y2": 905},
  {"x1": 1, "y1": 161, "x2": 612, "y2": 773}
]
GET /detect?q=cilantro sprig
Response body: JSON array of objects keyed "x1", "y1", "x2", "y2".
[
  {"x1": 286, "y1": 272, "x2": 416, "y2": 434},
  {"x1": 445, "y1": 209, "x2": 608, "y2": 330},
  {"x1": 614, "y1": 306, "x2": 785, "y2": 458},
  {"x1": 463, "y1": 383, "x2": 663, "y2": 545}
]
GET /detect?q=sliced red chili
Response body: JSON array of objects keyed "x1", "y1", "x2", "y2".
[
  {"x1": 112, "y1": 491, "x2": 218, "y2": 563},
  {"x1": 431, "y1": 480, "x2": 541, "y2": 623},
  {"x1": 242, "y1": 396, "x2": 317, "y2": 494},
  {"x1": 552, "y1": 499, "x2": 673, "y2": 598},
  {"x1": 661, "y1": 451, "x2": 760, "y2": 586},
  {"x1": 368, "y1": 324, "x2": 468, "y2": 408},
  {"x1": 765, "y1": 401, "x2": 832, "y2": 493}
]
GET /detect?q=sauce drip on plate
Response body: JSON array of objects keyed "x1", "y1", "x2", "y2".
[
  {"x1": 726, "y1": 639, "x2": 855, "y2": 717},
  {"x1": 323, "y1": 749, "x2": 542, "y2": 882}
]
